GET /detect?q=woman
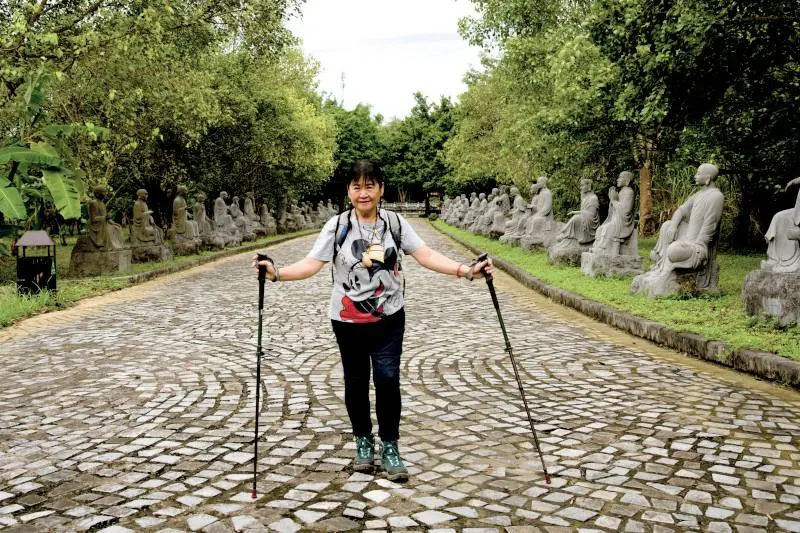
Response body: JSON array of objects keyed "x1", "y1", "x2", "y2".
[{"x1": 254, "y1": 160, "x2": 492, "y2": 481}]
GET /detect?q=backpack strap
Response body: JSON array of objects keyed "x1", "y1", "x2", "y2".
[{"x1": 331, "y1": 209, "x2": 352, "y2": 282}]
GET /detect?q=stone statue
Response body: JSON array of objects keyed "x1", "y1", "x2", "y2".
[
  {"x1": 548, "y1": 178, "x2": 600, "y2": 265},
  {"x1": 68, "y1": 185, "x2": 131, "y2": 276},
  {"x1": 520, "y1": 177, "x2": 564, "y2": 250},
  {"x1": 500, "y1": 187, "x2": 529, "y2": 245},
  {"x1": 244, "y1": 192, "x2": 266, "y2": 236},
  {"x1": 214, "y1": 191, "x2": 242, "y2": 246},
  {"x1": 168, "y1": 185, "x2": 201, "y2": 255},
  {"x1": 742, "y1": 177, "x2": 800, "y2": 326},
  {"x1": 763, "y1": 177, "x2": 800, "y2": 273},
  {"x1": 473, "y1": 189, "x2": 498, "y2": 235},
  {"x1": 130, "y1": 188, "x2": 173, "y2": 262},
  {"x1": 229, "y1": 195, "x2": 254, "y2": 241},
  {"x1": 193, "y1": 192, "x2": 225, "y2": 249},
  {"x1": 631, "y1": 163, "x2": 724, "y2": 297},
  {"x1": 260, "y1": 201, "x2": 278, "y2": 236},
  {"x1": 489, "y1": 186, "x2": 512, "y2": 239},
  {"x1": 461, "y1": 193, "x2": 480, "y2": 229},
  {"x1": 581, "y1": 171, "x2": 643, "y2": 277}
]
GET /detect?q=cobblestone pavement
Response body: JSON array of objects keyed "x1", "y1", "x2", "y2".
[{"x1": 1, "y1": 220, "x2": 799, "y2": 533}]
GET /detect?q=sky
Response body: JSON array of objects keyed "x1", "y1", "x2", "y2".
[{"x1": 286, "y1": 0, "x2": 484, "y2": 120}]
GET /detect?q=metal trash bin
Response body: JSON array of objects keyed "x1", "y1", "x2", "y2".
[{"x1": 15, "y1": 230, "x2": 57, "y2": 295}]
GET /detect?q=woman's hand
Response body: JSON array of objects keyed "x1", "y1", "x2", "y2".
[
  {"x1": 471, "y1": 256, "x2": 493, "y2": 279},
  {"x1": 251, "y1": 255, "x2": 278, "y2": 281}
]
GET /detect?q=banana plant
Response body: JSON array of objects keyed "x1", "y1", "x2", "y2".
[{"x1": 0, "y1": 69, "x2": 102, "y2": 256}]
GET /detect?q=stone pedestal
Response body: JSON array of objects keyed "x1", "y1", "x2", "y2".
[
  {"x1": 68, "y1": 238, "x2": 132, "y2": 277},
  {"x1": 742, "y1": 269, "x2": 800, "y2": 326},
  {"x1": 631, "y1": 262, "x2": 720, "y2": 298},
  {"x1": 520, "y1": 222, "x2": 563, "y2": 251},
  {"x1": 581, "y1": 252, "x2": 644, "y2": 278},
  {"x1": 132, "y1": 243, "x2": 173, "y2": 263},
  {"x1": 548, "y1": 242, "x2": 591, "y2": 266}
]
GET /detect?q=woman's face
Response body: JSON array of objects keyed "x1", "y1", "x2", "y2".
[{"x1": 348, "y1": 177, "x2": 384, "y2": 217}]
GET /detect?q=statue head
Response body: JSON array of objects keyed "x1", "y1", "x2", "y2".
[
  {"x1": 617, "y1": 171, "x2": 634, "y2": 188},
  {"x1": 177, "y1": 185, "x2": 188, "y2": 196},
  {"x1": 196, "y1": 192, "x2": 206, "y2": 202},
  {"x1": 695, "y1": 163, "x2": 719, "y2": 186},
  {"x1": 92, "y1": 185, "x2": 107, "y2": 200},
  {"x1": 510, "y1": 186, "x2": 519, "y2": 196},
  {"x1": 136, "y1": 189, "x2": 148, "y2": 201},
  {"x1": 471, "y1": 192, "x2": 477, "y2": 199},
  {"x1": 491, "y1": 187, "x2": 499, "y2": 196},
  {"x1": 580, "y1": 178, "x2": 593, "y2": 193},
  {"x1": 537, "y1": 176, "x2": 548, "y2": 188},
  {"x1": 479, "y1": 192, "x2": 486, "y2": 200},
  {"x1": 220, "y1": 191, "x2": 229, "y2": 200}
]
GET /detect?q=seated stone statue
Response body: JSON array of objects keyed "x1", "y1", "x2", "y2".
[
  {"x1": 244, "y1": 192, "x2": 266, "y2": 236},
  {"x1": 474, "y1": 188, "x2": 500, "y2": 236},
  {"x1": 581, "y1": 171, "x2": 643, "y2": 277},
  {"x1": 193, "y1": 192, "x2": 225, "y2": 249},
  {"x1": 742, "y1": 177, "x2": 800, "y2": 326},
  {"x1": 260, "y1": 201, "x2": 278, "y2": 235},
  {"x1": 168, "y1": 185, "x2": 201, "y2": 255},
  {"x1": 130, "y1": 188, "x2": 173, "y2": 262},
  {"x1": 88, "y1": 185, "x2": 125, "y2": 250},
  {"x1": 762, "y1": 177, "x2": 800, "y2": 273},
  {"x1": 489, "y1": 186, "x2": 512, "y2": 239},
  {"x1": 500, "y1": 187, "x2": 528, "y2": 245},
  {"x1": 69, "y1": 185, "x2": 130, "y2": 276},
  {"x1": 214, "y1": 191, "x2": 242, "y2": 246},
  {"x1": 521, "y1": 177, "x2": 564, "y2": 250},
  {"x1": 460, "y1": 193, "x2": 480, "y2": 229},
  {"x1": 548, "y1": 178, "x2": 600, "y2": 265},
  {"x1": 632, "y1": 163, "x2": 724, "y2": 297}
]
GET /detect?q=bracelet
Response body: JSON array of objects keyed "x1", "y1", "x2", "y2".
[
  {"x1": 456, "y1": 264, "x2": 465, "y2": 278},
  {"x1": 271, "y1": 267, "x2": 280, "y2": 283},
  {"x1": 463, "y1": 263, "x2": 475, "y2": 281}
]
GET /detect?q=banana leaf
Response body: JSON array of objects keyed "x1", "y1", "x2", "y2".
[
  {"x1": 42, "y1": 167, "x2": 82, "y2": 220},
  {"x1": 0, "y1": 176, "x2": 26, "y2": 221},
  {"x1": 0, "y1": 145, "x2": 60, "y2": 167}
]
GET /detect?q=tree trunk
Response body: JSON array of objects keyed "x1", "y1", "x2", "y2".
[{"x1": 633, "y1": 132, "x2": 658, "y2": 236}]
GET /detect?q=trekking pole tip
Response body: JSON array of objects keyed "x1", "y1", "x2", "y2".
[
  {"x1": 544, "y1": 473, "x2": 551, "y2": 485},
  {"x1": 251, "y1": 489, "x2": 258, "y2": 499}
]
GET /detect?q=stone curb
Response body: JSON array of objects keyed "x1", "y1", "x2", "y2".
[
  {"x1": 119, "y1": 230, "x2": 318, "y2": 285},
  {"x1": 432, "y1": 223, "x2": 800, "y2": 390}
]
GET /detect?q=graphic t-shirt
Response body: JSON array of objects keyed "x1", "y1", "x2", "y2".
[{"x1": 307, "y1": 209, "x2": 425, "y2": 323}]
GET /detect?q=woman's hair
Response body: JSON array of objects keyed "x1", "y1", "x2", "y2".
[{"x1": 348, "y1": 160, "x2": 384, "y2": 187}]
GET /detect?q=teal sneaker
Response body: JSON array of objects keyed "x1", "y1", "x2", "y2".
[
  {"x1": 380, "y1": 441, "x2": 408, "y2": 482},
  {"x1": 353, "y1": 436, "x2": 375, "y2": 472}
]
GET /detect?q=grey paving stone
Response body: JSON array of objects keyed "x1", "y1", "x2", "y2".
[{"x1": 0, "y1": 222, "x2": 797, "y2": 532}]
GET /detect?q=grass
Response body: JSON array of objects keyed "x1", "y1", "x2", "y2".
[
  {"x1": 433, "y1": 220, "x2": 800, "y2": 360},
  {"x1": 0, "y1": 230, "x2": 313, "y2": 329}
]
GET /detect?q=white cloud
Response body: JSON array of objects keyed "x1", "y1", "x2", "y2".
[{"x1": 287, "y1": 0, "x2": 483, "y2": 120}]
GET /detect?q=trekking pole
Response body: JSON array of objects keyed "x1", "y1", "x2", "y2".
[
  {"x1": 252, "y1": 253, "x2": 272, "y2": 498},
  {"x1": 476, "y1": 252, "x2": 551, "y2": 484}
]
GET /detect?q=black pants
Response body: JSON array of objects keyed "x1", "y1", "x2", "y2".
[{"x1": 331, "y1": 309, "x2": 405, "y2": 442}]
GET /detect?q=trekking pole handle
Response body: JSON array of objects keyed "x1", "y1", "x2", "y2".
[
  {"x1": 256, "y1": 253, "x2": 273, "y2": 283},
  {"x1": 476, "y1": 252, "x2": 492, "y2": 281}
]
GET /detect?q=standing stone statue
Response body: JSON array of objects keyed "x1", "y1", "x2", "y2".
[
  {"x1": 69, "y1": 185, "x2": 131, "y2": 276},
  {"x1": 460, "y1": 193, "x2": 480, "y2": 229},
  {"x1": 473, "y1": 189, "x2": 498, "y2": 235},
  {"x1": 193, "y1": 192, "x2": 225, "y2": 249},
  {"x1": 130, "y1": 188, "x2": 173, "y2": 262},
  {"x1": 520, "y1": 177, "x2": 564, "y2": 250},
  {"x1": 581, "y1": 171, "x2": 643, "y2": 277},
  {"x1": 229, "y1": 195, "x2": 254, "y2": 241},
  {"x1": 214, "y1": 191, "x2": 242, "y2": 246},
  {"x1": 742, "y1": 177, "x2": 800, "y2": 325},
  {"x1": 631, "y1": 163, "x2": 724, "y2": 297},
  {"x1": 548, "y1": 178, "x2": 600, "y2": 265},
  {"x1": 500, "y1": 187, "x2": 529, "y2": 245},
  {"x1": 168, "y1": 185, "x2": 201, "y2": 255}
]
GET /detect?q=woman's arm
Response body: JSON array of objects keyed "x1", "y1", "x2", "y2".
[
  {"x1": 252, "y1": 256, "x2": 326, "y2": 282},
  {"x1": 410, "y1": 245, "x2": 492, "y2": 279}
]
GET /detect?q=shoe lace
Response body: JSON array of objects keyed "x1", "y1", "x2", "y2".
[
  {"x1": 382, "y1": 443, "x2": 403, "y2": 468},
  {"x1": 356, "y1": 437, "x2": 373, "y2": 456}
]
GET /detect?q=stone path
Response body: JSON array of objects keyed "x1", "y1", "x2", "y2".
[{"x1": 0, "y1": 220, "x2": 799, "y2": 533}]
